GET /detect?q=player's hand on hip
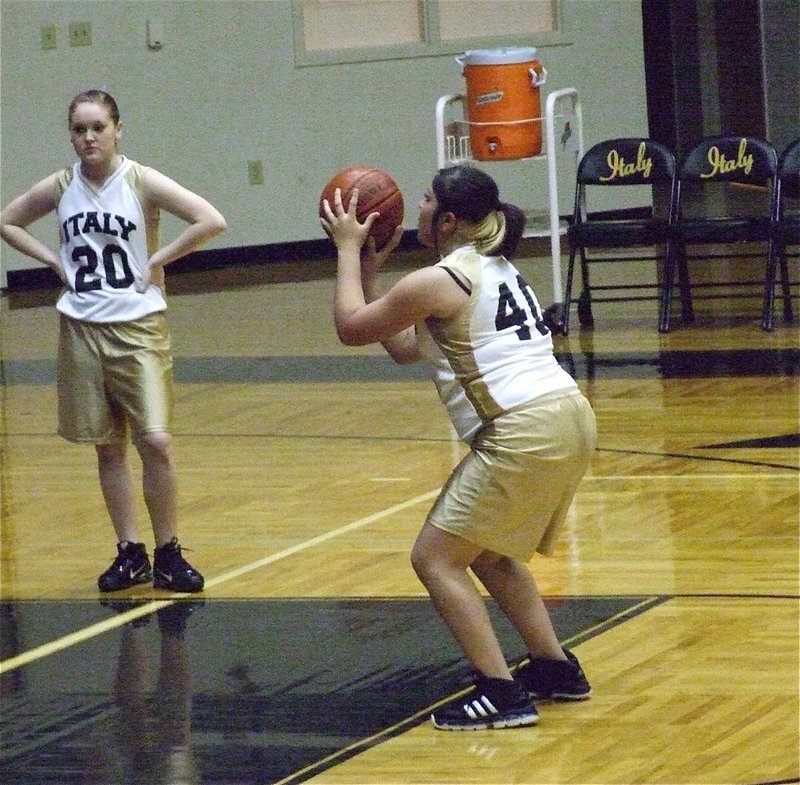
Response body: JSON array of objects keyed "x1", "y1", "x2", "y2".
[{"x1": 136, "y1": 263, "x2": 153, "y2": 293}]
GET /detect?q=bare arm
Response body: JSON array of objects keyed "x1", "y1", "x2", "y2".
[
  {"x1": 138, "y1": 168, "x2": 227, "y2": 289},
  {"x1": 360, "y1": 234, "x2": 421, "y2": 364},
  {"x1": 0, "y1": 174, "x2": 65, "y2": 282},
  {"x1": 322, "y1": 188, "x2": 467, "y2": 350}
]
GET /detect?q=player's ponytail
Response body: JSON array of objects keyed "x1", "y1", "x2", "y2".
[
  {"x1": 494, "y1": 202, "x2": 526, "y2": 258},
  {"x1": 432, "y1": 165, "x2": 525, "y2": 258}
]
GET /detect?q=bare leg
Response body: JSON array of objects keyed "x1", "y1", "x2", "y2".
[
  {"x1": 135, "y1": 431, "x2": 177, "y2": 548},
  {"x1": 158, "y1": 620, "x2": 192, "y2": 751},
  {"x1": 472, "y1": 552, "x2": 566, "y2": 660},
  {"x1": 96, "y1": 442, "x2": 139, "y2": 543},
  {"x1": 113, "y1": 623, "x2": 148, "y2": 774},
  {"x1": 411, "y1": 523, "x2": 512, "y2": 679}
]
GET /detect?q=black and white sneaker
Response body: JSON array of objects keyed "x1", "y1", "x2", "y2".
[
  {"x1": 431, "y1": 675, "x2": 539, "y2": 730},
  {"x1": 153, "y1": 538, "x2": 204, "y2": 593},
  {"x1": 97, "y1": 541, "x2": 152, "y2": 592},
  {"x1": 515, "y1": 648, "x2": 591, "y2": 701}
]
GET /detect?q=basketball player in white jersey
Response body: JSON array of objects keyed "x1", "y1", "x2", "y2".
[
  {"x1": 0, "y1": 90, "x2": 226, "y2": 593},
  {"x1": 322, "y1": 164, "x2": 596, "y2": 730}
]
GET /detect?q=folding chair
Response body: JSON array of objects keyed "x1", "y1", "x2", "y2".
[
  {"x1": 560, "y1": 137, "x2": 686, "y2": 335},
  {"x1": 662, "y1": 135, "x2": 778, "y2": 332},
  {"x1": 763, "y1": 137, "x2": 799, "y2": 330}
]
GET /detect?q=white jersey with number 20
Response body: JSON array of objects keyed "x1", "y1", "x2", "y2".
[{"x1": 55, "y1": 156, "x2": 166, "y2": 323}]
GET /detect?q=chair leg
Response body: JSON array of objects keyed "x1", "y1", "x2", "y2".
[
  {"x1": 561, "y1": 246, "x2": 578, "y2": 336},
  {"x1": 762, "y1": 241, "x2": 778, "y2": 331},
  {"x1": 576, "y1": 249, "x2": 594, "y2": 327},
  {"x1": 779, "y1": 248, "x2": 794, "y2": 323},
  {"x1": 659, "y1": 247, "x2": 675, "y2": 333},
  {"x1": 676, "y1": 246, "x2": 694, "y2": 325},
  {"x1": 577, "y1": 290, "x2": 594, "y2": 327}
]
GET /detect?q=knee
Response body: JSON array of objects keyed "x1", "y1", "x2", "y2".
[
  {"x1": 135, "y1": 431, "x2": 173, "y2": 463},
  {"x1": 410, "y1": 541, "x2": 435, "y2": 585}
]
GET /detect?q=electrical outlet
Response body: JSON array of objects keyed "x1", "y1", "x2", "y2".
[
  {"x1": 69, "y1": 21, "x2": 92, "y2": 47},
  {"x1": 40, "y1": 23, "x2": 57, "y2": 50},
  {"x1": 247, "y1": 160, "x2": 264, "y2": 186}
]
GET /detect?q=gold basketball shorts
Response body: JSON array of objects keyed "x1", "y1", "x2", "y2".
[
  {"x1": 57, "y1": 312, "x2": 174, "y2": 444},
  {"x1": 426, "y1": 390, "x2": 597, "y2": 561}
]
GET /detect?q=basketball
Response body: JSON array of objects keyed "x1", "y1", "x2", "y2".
[{"x1": 319, "y1": 166, "x2": 404, "y2": 250}]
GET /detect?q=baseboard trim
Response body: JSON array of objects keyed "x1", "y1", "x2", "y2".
[
  {"x1": 6, "y1": 209, "x2": 645, "y2": 293},
  {"x1": 3, "y1": 230, "x2": 430, "y2": 293}
]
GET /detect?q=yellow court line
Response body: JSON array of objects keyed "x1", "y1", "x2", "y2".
[
  {"x1": 0, "y1": 489, "x2": 441, "y2": 675},
  {"x1": 202, "y1": 489, "x2": 440, "y2": 588},
  {"x1": 587, "y1": 473, "x2": 795, "y2": 481},
  {"x1": 0, "y1": 599, "x2": 174, "y2": 674}
]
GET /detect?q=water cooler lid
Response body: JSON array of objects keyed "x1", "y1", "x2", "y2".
[{"x1": 459, "y1": 46, "x2": 540, "y2": 66}]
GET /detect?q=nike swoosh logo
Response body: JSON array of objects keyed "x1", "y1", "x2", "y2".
[
  {"x1": 157, "y1": 571, "x2": 173, "y2": 582},
  {"x1": 129, "y1": 565, "x2": 147, "y2": 580}
]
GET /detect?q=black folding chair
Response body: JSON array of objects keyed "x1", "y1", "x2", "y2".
[
  {"x1": 560, "y1": 137, "x2": 686, "y2": 335},
  {"x1": 662, "y1": 135, "x2": 778, "y2": 332},
  {"x1": 763, "y1": 137, "x2": 799, "y2": 331}
]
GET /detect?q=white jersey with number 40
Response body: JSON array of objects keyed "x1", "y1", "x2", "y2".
[{"x1": 417, "y1": 244, "x2": 577, "y2": 442}]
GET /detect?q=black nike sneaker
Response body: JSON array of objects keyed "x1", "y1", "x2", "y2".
[
  {"x1": 153, "y1": 538, "x2": 204, "y2": 593},
  {"x1": 97, "y1": 541, "x2": 152, "y2": 592}
]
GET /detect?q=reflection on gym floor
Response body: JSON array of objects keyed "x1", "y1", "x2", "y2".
[{"x1": 0, "y1": 596, "x2": 653, "y2": 784}]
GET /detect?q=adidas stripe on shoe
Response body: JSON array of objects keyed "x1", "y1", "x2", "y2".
[{"x1": 431, "y1": 675, "x2": 539, "y2": 731}]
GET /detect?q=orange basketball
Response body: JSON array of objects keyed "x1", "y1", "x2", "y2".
[{"x1": 319, "y1": 166, "x2": 404, "y2": 250}]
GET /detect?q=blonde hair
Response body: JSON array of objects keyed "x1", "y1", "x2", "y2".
[{"x1": 460, "y1": 209, "x2": 506, "y2": 255}]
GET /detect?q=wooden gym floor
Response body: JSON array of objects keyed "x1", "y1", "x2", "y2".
[{"x1": 0, "y1": 247, "x2": 798, "y2": 784}]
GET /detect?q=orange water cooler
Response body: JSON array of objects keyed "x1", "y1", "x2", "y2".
[{"x1": 456, "y1": 47, "x2": 547, "y2": 161}]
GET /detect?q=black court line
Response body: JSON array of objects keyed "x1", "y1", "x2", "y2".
[
  {"x1": 750, "y1": 780, "x2": 800, "y2": 785},
  {"x1": 559, "y1": 347, "x2": 800, "y2": 379},
  {"x1": 0, "y1": 595, "x2": 663, "y2": 785},
  {"x1": 3, "y1": 432, "x2": 796, "y2": 475},
  {"x1": 598, "y1": 446, "x2": 799, "y2": 472},
  {"x1": 702, "y1": 433, "x2": 800, "y2": 449},
  {"x1": 751, "y1": 779, "x2": 800, "y2": 785},
  {"x1": 2, "y1": 347, "x2": 799, "y2": 385}
]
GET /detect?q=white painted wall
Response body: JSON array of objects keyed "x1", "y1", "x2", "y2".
[{"x1": 0, "y1": 0, "x2": 649, "y2": 284}]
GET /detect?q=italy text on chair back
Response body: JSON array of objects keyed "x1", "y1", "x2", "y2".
[
  {"x1": 562, "y1": 137, "x2": 683, "y2": 335},
  {"x1": 663, "y1": 135, "x2": 778, "y2": 331}
]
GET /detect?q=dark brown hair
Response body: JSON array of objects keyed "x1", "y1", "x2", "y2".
[
  {"x1": 68, "y1": 90, "x2": 120, "y2": 126},
  {"x1": 431, "y1": 165, "x2": 525, "y2": 258}
]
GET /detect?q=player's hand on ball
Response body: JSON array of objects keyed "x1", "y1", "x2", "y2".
[
  {"x1": 362, "y1": 224, "x2": 404, "y2": 277},
  {"x1": 321, "y1": 187, "x2": 378, "y2": 252},
  {"x1": 319, "y1": 166, "x2": 404, "y2": 251}
]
